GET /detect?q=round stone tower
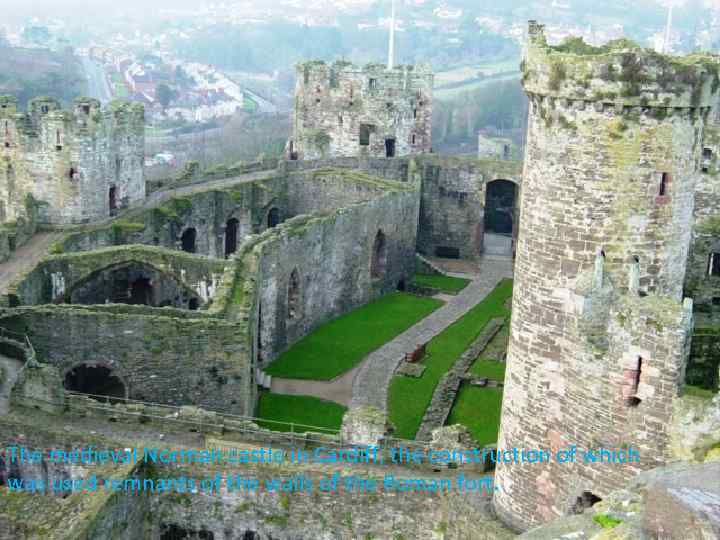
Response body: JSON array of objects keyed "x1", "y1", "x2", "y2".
[{"x1": 493, "y1": 22, "x2": 719, "y2": 531}]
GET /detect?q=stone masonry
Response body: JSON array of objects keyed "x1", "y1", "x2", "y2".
[
  {"x1": 290, "y1": 60, "x2": 433, "y2": 160},
  {"x1": 0, "y1": 95, "x2": 144, "y2": 225},
  {"x1": 493, "y1": 21, "x2": 719, "y2": 531}
]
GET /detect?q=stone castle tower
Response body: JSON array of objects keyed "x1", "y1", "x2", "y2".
[
  {"x1": 289, "y1": 61, "x2": 433, "y2": 160},
  {"x1": 0, "y1": 95, "x2": 145, "y2": 225},
  {"x1": 494, "y1": 22, "x2": 719, "y2": 530}
]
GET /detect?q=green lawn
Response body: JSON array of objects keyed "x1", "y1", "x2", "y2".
[
  {"x1": 411, "y1": 273, "x2": 470, "y2": 294},
  {"x1": 256, "y1": 392, "x2": 346, "y2": 433},
  {"x1": 683, "y1": 384, "x2": 718, "y2": 399},
  {"x1": 446, "y1": 386, "x2": 504, "y2": 446},
  {"x1": 265, "y1": 292, "x2": 444, "y2": 380},
  {"x1": 469, "y1": 360, "x2": 506, "y2": 380},
  {"x1": 388, "y1": 279, "x2": 513, "y2": 439}
]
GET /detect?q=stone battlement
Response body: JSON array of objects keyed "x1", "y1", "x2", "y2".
[{"x1": 522, "y1": 21, "x2": 720, "y2": 109}]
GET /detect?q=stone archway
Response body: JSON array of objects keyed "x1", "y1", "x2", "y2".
[
  {"x1": 482, "y1": 179, "x2": 518, "y2": 257},
  {"x1": 65, "y1": 261, "x2": 202, "y2": 309},
  {"x1": 63, "y1": 364, "x2": 127, "y2": 401}
]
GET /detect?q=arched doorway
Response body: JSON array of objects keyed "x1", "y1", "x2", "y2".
[
  {"x1": 129, "y1": 277, "x2": 152, "y2": 305},
  {"x1": 483, "y1": 179, "x2": 517, "y2": 256},
  {"x1": 267, "y1": 208, "x2": 281, "y2": 229},
  {"x1": 181, "y1": 228, "x2": 197, "y2": 253},
  {"x1": 225, "y1": 218, "x2": 239, "y2": 258},
  {"x1": 64, "y1": 365, "x2": 126, "y2": 400},
  {"x1": 371, "y1": 230, "x2": 387, "y2": 279}
]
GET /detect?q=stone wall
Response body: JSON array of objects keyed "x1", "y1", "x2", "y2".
[
  {"x1": 54, "y1": 178, "x2": 287, "y2": 258},
  {"x1": 8, "y1": 245, "x2": 227, "y2": 308},
  {"x1": 494, "y1": 22, "x2": 716, "y2": 532},
  {"x1": 0, "y1": 96, "x2": 145, "y2": 225},
  {"x1": 291, "y1": 60, "x2": 433, "y2": 160},
  {"x1": 0, "y1": 305, "x2": 255, "y2": 415},
  {"x1": 685, "y1": 125, "x2": 720, "y2": 315},
  {"x1": 252, "y1": 187, "x2": 420, "y2": 365},
  {"x1": 416, "y1": 156, "x2": 522, "y2": 260}
]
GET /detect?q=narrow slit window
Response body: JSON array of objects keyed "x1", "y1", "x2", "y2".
[
  {"x1": 659, "y1": 172, "x2": 671, "y2": 196},
  {"x1": 708, "y1": 252, "x2": 720, "y2": 276}
]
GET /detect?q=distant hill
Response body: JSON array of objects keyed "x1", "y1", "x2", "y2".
[{"x1": 0, "y1": 45, "x2": 87, "y2": 107}]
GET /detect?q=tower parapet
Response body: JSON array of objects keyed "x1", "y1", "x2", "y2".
[
  {"x1": 290, "y1": 60, "x2": 433, "y2": 160},
  {"x1": 0, "y1": 97, "x2": 145, "y2": 225},
  {"x1": 522, "y1": 21, "x2": 719, "y2": 110},
  {"x1": 493, "y1": 22, "x2": 718, "y2": 532}
]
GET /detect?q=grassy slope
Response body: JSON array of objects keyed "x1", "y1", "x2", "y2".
[
  {"x1": 265, "y1": 292, "x2": 444, "y2": 380},
  {"x1": 388, "y1": 279, "x2": 513, "y2": 439},
  {"x1": 411, "y1": 273, "x2": 470, "y2": 294},
  {"x1": 256, "y1": 392, "x2": 346, "y2": 433}
]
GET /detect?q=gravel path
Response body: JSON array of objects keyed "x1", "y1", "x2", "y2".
[
  {"x1": 266, "y1": 257, "x2": 513, "y2": 410},
  {"x1": 0, "y1": 232, "x2": 62, "y2": 295},
  {"x1": 349, "y1": 256, "x2": 513, "y2": 411}
]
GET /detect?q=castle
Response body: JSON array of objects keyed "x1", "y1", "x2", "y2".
[
  {"x1": 0, "y1": 20, "x2": 719, "y2": 540},
  {"x1": 0, "y1": 95, "x2": 144, "y2": 225},
  {"x1": 289, "y1": 61, "x2": 434, "y2": 160},
  {"x1": 494, "y1": 21, "x2": 720, "y2": 530}
]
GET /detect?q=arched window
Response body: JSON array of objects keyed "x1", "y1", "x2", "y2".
[
  {"x1": 181, "y1": 228, "x2": 197, "y2": 253},
  {"x1": 371, "y1": 230, "x2": 387, "y2": 279},
  {"x1": 267, "y1": 207, "x2": 281, "y2": 228},
  {"x1": 225, "y1": 218, "x2": 239, "y2": 257},
  {"x1": 288, "y1": 269, "x2": 300, "y2": 320}
]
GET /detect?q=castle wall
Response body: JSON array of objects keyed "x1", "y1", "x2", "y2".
[
  {"x1": 0, "y1": 306, "x2": 254, "y2": 415},
  {"x1": 685, "y1": 126, "x2": 720, "y2": 317},
  {"x1": 416, "y1": 156, "x2": 522, "y2": 260},
  {"x1": 291, "y1": 61, "x2": 433, "y2": 160},
  {"x1": 0, "y1": 96, "x2": 144, "y2": 225},
  {"x1": 9, "y1": 245, "x2": 226, "y2": 307},
  {"x1": 494, "y1": 22, "x2": 717, "y2": 531},
  {"x1": 253, "y1": 188, "x2": 420, "y2": 365}
]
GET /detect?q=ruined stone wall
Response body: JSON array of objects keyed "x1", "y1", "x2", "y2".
[
  {"x1": 686, "y1": 125, "x2": 720, "y2": 314},
  {"x1": 56, "y1": 179, "x2": 286, "y2": 258},
  {"x1": 494, "y1": 22, "x2": 718, "y2": 531},
  {"x1": 0, "y1": 305, "x2": 254, "y2": 415},
  {"x1": 8, "y1": 245, "x2": 226, "y2": 307},
  {"x1": 253, "y1": 188, "x2": 420, "y2": 365},
  {"x1": 291, "y1": 61, "x2": 433, "y2": 160},
  {"x1": 416, "y1": 156, "x2": 522, "y2": 260},
  {"x1": 0, "y1": 95, "x2": 144, "y2": 225},
  {"x1": 145, "y1": 463, "x2": 504, "y2": 540}
]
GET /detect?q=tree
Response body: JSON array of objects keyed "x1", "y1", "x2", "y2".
[{"x1": 156, "y1": 84, "x2": 176, "y2": 110}]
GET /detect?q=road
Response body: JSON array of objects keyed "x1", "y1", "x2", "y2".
[{"x1": 81, "y1": 56, "x2": 113, "y2": 105}]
